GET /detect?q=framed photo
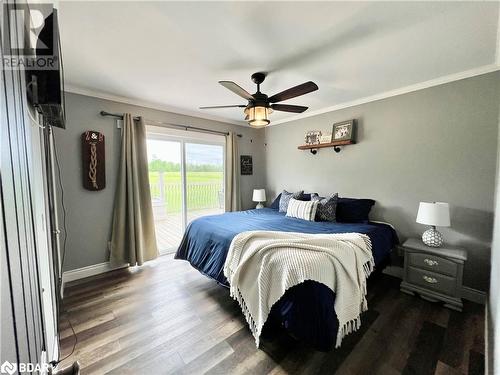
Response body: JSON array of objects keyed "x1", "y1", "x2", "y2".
[
  {"x1": 319, "y1": 133, "x2": 332, "y2": 144},
  {"x1": 240, "y1": 155, "x2": 253, "y2": 175},
  {"x1": 332, "y1": 120, "x2": 356, "y2": 142},
  {"x1": 305, "y1": 130, "x2": 322, "y2": 145}
]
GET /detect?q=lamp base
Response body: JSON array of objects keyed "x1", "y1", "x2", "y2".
[
  {"x1": 422, "y1": 226, "x2": 444, "y2": 247},
  {"x1": 255, "y1": 202, "x2": 264, "y2": 209}
]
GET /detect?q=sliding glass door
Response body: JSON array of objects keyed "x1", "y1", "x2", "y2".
[
  {"x1": 185, "y1": 143, "x2": 224, "y2": 224},
  {"x1": 147, "y1": 139, "x2": 185, "y2": 252},
  {"x1": 146, "y1": 129, "x2": 225, "y2": 253}
]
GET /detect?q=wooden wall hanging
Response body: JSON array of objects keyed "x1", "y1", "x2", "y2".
[{"x1": 81, "y1": 131, "x2": 105, "y2": 191}]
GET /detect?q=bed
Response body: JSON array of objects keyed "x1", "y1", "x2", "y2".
[{"x1": 175, "y1": 208, "x2": 398, "y2": 350}]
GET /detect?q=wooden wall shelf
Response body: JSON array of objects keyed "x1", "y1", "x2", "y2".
[{"x1": 298, "y1": 140, "x2": 355, "y2": 154}]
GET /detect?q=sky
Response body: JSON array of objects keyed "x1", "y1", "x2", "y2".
[{"x1": 147, "y1": 140, "x2": 223, "y2": 166}]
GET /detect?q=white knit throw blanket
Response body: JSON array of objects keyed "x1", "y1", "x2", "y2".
[{"x1": 223, "y1": 231, "x2": 374, "y2": 348}]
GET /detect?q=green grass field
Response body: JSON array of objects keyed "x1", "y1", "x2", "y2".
[{"x1": 149, "y1": 171, "x2": 223, "y2": 212}]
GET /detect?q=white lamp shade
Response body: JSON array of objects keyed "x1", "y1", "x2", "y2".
[
  {"x1": 252, "y1": 189, "x2": 266, "y2": 202},
  {"x1": 416, "y1": 202, "x2": 450, "y2": 227}
]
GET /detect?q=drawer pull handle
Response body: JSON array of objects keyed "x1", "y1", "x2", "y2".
[
  {"x1": 424, "y1": 259, "x2": 439, "y2": 267},
  {"x1": 423, "y1": 275, "x2": 438, "y2": 284}
]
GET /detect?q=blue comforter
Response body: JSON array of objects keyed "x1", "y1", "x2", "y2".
[{"x1": 175, "y1": 208, "x2": 398, "y2": 350}]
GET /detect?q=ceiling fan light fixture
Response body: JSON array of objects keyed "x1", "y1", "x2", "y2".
[
  {"x1": 245, "y1": 106, "x2": 271, "y2": 128},
  {"x1": 249, "y1": 119, "x2": 269, "y2": 128},
  {"x1": 201, "y1": 73, "x2": 318, "y2": 125}
]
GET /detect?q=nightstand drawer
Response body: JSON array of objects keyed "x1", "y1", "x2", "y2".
[
  {"x1": 407, "y1": 252, "x2": 457, "y2": 276},
  {"x1": 407, "y1": 267, "x2": 456, "y2": 296}
]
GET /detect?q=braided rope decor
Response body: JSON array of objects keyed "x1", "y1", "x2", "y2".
[
  {"x1": 89, "y1": 142, "x2": 99, "y2": 189},
  {"x1": 82, "y1": 131, "x2": 105, "y2": 191}
]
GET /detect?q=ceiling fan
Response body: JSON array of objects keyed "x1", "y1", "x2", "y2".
[{"x1": 200, "y1": 72, "x2": 318, "y2": 127}]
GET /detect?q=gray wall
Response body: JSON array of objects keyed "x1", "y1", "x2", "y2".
[
  {"x1": 56, "y1": 93, "x2": 266, "y2": 271},
  {"x1": 264, "y1": 72, "x2": 500, "y2": 291},
  {"x1": 60, "y1": 73, "x2": 499, "y2": 290}
]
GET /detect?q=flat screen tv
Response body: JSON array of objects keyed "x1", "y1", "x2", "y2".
[{"x1": 26, "y1": 8, "x2": 65, "y2": 128}]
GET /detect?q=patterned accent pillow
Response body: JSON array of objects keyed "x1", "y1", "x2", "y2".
[
  {"x1": 279, "y1": 190, "x2": 304, "y2": 213},
  {"x1": 286, "y1": 198, "x2": 319, "y2": 221},
  {"x1": 311, "y1": 193, "x2": 339, "y2": 222}
]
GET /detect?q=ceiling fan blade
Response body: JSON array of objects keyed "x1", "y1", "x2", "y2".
[
  {"x1": 219, "y1": 81, "x2": 254, "y2": 100},
  {"x1": 268, "y1": 81, "x2": 319, "y2": 103},
  {"x1": 271, "y1": 104, "x2": 308, "y2": 113},
  {"x1": 199, "y1": 105, "x2": 246, "y2": 109}
]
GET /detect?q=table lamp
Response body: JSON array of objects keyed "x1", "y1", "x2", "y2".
[
  {"x1": 253, "y1": 189, "x2": 266, "y2": 209},
  {"x1": 416, "y1": 202, "x2": 450, "y2": 247}
]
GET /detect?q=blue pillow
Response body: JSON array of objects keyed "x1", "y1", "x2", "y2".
[
  {"x1": 301, "y1": 193, "x2": 314, "y2": 201},
  {"x1": 336, "y1": 198, "x2": 375, "y2": 223},
  {"x1": 270, "y1": 193, "x2": 282, "y2": 209}
]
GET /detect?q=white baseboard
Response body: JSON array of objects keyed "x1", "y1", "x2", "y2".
[
  {"x1": 62, "y1": 261, "x2": 127, "y2": 296},
  {"x1": 383, "y1": 266, "x2": 486, "y2": 304}
]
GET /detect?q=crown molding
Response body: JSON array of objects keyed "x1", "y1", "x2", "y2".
[
  {"x1": 270, "y1": 64, "x2": 500, "y2": 126},
  {"x1": 64, "y1": 84, "x2": 248, "y2": 127},
  {"x1": 66, "y1": 64, "x2": 500, "y2": 128}
]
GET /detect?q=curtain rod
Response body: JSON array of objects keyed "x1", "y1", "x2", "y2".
[{"x1": 99, "y1": 111, "x2": 242, "y2": 137}]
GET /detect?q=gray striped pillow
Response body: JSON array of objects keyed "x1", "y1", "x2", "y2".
[{"x1": 286, "y1": 198, "x2": 319, "y2": 221}]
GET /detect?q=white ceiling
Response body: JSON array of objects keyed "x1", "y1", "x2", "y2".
[{"x1": 59, "y1": 1, "x2": 500, "y2": 126}]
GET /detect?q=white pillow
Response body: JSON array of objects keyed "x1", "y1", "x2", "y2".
[{"x1": 286, "y1": 198, "x2": 319, "y2": 221}]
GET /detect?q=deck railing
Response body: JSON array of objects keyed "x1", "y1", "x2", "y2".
[{"x1": 150, "y1": 172, "x2": 223, "y2": 212}]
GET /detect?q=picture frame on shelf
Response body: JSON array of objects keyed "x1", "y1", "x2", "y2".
[
  {"x1": 332, "y1": 120, "x2": 356, "y2": 142},
  {"x1": 319, "y1": 133, "x2": 332, "y2": 144},
  {"x1": 305, "y1": 130, "x2": 322, "y2": 145}
]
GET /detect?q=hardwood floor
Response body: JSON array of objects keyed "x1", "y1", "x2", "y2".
[{"x1": 60, "y1": 255, "x2": 485, "y2": 375}]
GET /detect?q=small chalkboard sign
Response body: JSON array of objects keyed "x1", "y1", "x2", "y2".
[{"x1": 240, "y1": 155, "x2": 253, "y2": 175}]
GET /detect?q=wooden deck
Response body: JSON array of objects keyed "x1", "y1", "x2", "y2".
[{"x1": 154, "y1": 208, "x2": 223, "y2": 252}]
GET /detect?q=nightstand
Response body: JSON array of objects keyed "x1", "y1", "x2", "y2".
[{"x1": 400, "y1": 238, "x2": 467, "y2": 311}]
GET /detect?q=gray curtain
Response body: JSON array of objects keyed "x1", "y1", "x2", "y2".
[
  {"x1": 109, "y1": 114, "x2": 158, "y2": 266},
  {"x1": 225, "y1": 131, "x2": 241, "y2": 212}
]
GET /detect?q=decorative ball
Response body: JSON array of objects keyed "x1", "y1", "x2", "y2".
[{"x1": 422, "y1": 228, "x2": 443, "y2": 247}]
